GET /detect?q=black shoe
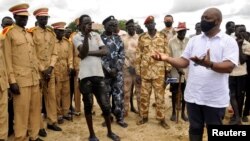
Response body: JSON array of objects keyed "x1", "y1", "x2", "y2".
[
  {"x1": 58, "y1": 117, "x2": 64, "y2": 124},
  {"x1": 47, "y1": 124, "x2": 62, "y2": 131},
  {"x1": 63, "y1": 114, "x2": 73, "y2": 121},
  {"x1": 38, "y1": 128, "x2": 47, "y2": 137},
  {"x1": 117, "y1": 120, "x2": 128, "y2": 128},
  {"x1": 29, "y1": 137, "x2": 44, "y2": 141},
  {"x1": 107, "y1": 132, "x2": 120, "y2": 141}
]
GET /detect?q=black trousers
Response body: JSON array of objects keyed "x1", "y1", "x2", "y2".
[
  {"x1": 79, "y1": 76, "x2": 111, "y2": 116},
  {"x1": 229, "y1": 75, "x2": 247, "y2": 117},
  {"x1": 244, "y1": 75, "x2": 250, "y2": 116},
  {"x1": 186, "y1": 102, "x2": 225, "y2": 135}
]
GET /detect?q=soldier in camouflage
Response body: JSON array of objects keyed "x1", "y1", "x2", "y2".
[{"x1": 135, "y1": 16, "x2": 171, "y2": 129}]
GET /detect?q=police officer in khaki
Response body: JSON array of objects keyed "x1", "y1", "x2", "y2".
[
  {"x1": 4, "y1": 3, "x2": 43, "y2": 141},
  {"x1": 51, "y1": 22, "x2": 74, "y2": 123},
  {"x1": 0, "y1": 29, "x2": 9, "y2": 141},
  {"x1": 30, "y1": 8, "x2": 61, "y2": 132},
  {"x1": 135, "y1": 16, "x2": 171, "y2": 129}
]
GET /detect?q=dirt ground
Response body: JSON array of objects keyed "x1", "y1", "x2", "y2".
[{"x1": 7, "y1": 90, "x2": 250, "y2": 141}]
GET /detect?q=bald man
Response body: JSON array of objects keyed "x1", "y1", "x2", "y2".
[{"x1": 152, "y1": 8, "x2": 239, "y2": 141}]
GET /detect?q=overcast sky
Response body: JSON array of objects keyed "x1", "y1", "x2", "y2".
[{"x1": 0, "y1": 0, "x2": 250, "y2": 35}]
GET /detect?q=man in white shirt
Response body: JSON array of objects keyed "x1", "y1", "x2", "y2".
[{"x1": 152, "y1": 8, "x2": 239, "y2": 141}]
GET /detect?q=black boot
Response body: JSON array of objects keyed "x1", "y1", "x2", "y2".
[{"x1": 189, "y1": 134, "x2": 203, "y2": 141}]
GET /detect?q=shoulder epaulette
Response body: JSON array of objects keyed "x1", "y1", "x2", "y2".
[
  {"x1": 1, "y1": 25, "x2": 14, "y2": 36},
  {"x1": 46, "y1": 27, "x2": 56, "y2": 36},
  {"x1": 26, "y1": 26, "x2": 38, "y2": 33},
  {"x1": 159, "y1": 31, "x2": 167, "y2": 38}
]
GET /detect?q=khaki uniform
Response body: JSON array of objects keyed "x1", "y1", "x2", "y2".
[
  {"x1": 70, "y1": 32, "x2": 81, "y2": 113},
  {"x1": 135, "y1": 32, "x2": 171, "y2": 120},
  {"x1": 3, "y1": 24, "x2": 41, "y2": 141},
  {"x1": 161, "y1": 27, "x2": 176, "y2": 41},
  {"x1": 122, "y1": 34, "x2": 140, "y2": 115},
  {"x1": 54, "y1": 38, "x2": 73, "y2": 117},
  {"x1": 0, "y1": 35, "x2": 9, "y2": 140},
  {"x1": 31, "y1": 26, "x2": 58, "y2": 125}
]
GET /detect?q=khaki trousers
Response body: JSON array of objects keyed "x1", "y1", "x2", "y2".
[
  {"x1": 41, "y1": 75, "x2": 57, "y2": 124},
  {"x1": 13, "y1": 85, "x2": 41, "y2": 141},
  {"x1": 0, "y1": 89, "x2": 8, "y2": 140},
  {"x1": 139, "y1": 78, "x2": 165, "y2": 120},
  {"x1": 74, "y1": 70, "x2": 81, "y2": 113},
  {"x1": 56, "y1": 80, "x2": 70, "y2": 116}
]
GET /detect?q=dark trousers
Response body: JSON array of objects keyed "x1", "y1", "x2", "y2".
[
  {"x1": 186, "y1": 102, "x2": 225, "y2": 135},
  {"x1": 244, "y1": 75, "x2": 250, "y2": 116},
  {"x1": 229, "y1": 75, "x2": 247, "y2": 117},
  {"x1": 79, "y1": 76, "x2": 110, "y2": 116}
]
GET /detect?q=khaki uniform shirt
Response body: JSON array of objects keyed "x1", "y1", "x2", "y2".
[
  {"x1": 135, "y1": 31, "x2": 171, "y2": 79},
  {"x1": 3, "y1": 25, "x2": 40, "y2": 87},
  {"x1": 69, "y1": 32, "x2": 80, "y2": 71},
  {"x1": 161, "y1": 27, "x2": 176, "y2": 41},
  {"x1": 168, "y1": 36, "x2": 189, "y2": 82},
  {"x1": 54, "y1": 38, "x2": 73, "y2": 82},
  {"x1": 0, "y1": 35, "x2": 9, "y2": 91},
  {"x1": 31, "y1": 26, "x2": 57, "y2": 69},
  {"x1": 230, "y1": 40, "x2": 250, "y2": 76},
  {"x1": 122, "y1": 34, "x2": 139, "y2": 68}
]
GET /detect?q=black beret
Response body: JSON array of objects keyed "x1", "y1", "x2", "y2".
[
  {"x1": 102, "y1": 15, "x2": 115, "y2": 25},
  {"x1": 125, "y1": 19, "x2": 134, "y2": 26}
]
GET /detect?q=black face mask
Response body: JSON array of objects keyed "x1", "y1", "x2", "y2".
[
  {"x1": 164, "y1": 22, "x2": 172, "y2": 27},
  {"x1": 200, "y1": 20, "x2": 216, "y2": 32}
]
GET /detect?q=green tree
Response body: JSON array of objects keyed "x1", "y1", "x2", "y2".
[
  {"x1": 67, "y1": 21, "x2": 77, "y2": 32},
  {"x1": 118, "y1": 19, "x2": 127, "y2": 31}
]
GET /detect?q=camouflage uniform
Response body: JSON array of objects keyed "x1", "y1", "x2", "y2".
[
  {"x1": 135, "y1": 31, "x2": 171, "y2": 120},
  {"x1": 101, "y1": 34, "x2": 125, "y2": 121}
]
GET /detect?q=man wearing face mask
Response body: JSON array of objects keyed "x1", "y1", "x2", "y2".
[
  {"x1": 30, "y1": 7, "x2": 61, "y2": 136},
  {"x1": 4, "y1": 3, "x2": 43, "y2": 141},
  {"x1": 161, "y1": 15, "x2": 176, "y2": 41},
  {"x1": 135, "y1": 16, "x2": 171, "y2": 129},
  {"x1": 152, "y1": 8, "x2": 239, "y2": 141}
]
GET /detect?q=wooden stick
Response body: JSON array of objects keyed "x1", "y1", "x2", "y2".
[{"x1": 176, "y1": 73, "x2": 182, "y2": 124}]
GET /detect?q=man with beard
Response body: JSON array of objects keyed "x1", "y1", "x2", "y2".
[
  {"x1": 152, "y1": 8, "x2": 239, "y2": 141},
  {"x1": 4, "y1": 3, "x2": 43, "y2": 141}
]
